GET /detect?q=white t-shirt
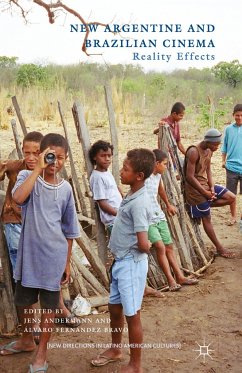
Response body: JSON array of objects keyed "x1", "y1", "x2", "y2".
[
  {"x1": 90, "y1": 169, "x2": 122, "y2": 225},
  {"x1": 145, "y1": 173, "x2": 166, "y2": 224}
]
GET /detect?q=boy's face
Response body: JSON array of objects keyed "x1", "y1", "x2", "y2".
[
  {"x1": 172, "y1": 111, "x2": 185, "y2": 122},
  {"x1": 120, "y1": 158, "x2": 143, "y2": 185},
  {"x1": 44, "y1": 146, "x2": 67, "y2": 177},
  {"x1": 94, "y1": 148, "x2": 112, "y2": 171},
  {"x1": 233, "y1": 111, "x2": 242, "y2": 126},
  {"x1": 22, "y1": 141, "x2": 40, "y2": 170},
  {"x1": 155, "y1": 159, "x2": 168, "y2": 174}
]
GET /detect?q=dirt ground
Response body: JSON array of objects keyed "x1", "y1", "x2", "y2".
[{"x1": 0, "y1": 117, "x2": 242, "y2": 372}]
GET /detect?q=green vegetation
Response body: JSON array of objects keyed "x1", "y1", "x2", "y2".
[
  {"x1": 0, "y1": 57, "x2": 241, "y2": 130},
  {"x1": 212, "y1": 60, "x2": 242, "y2": 88},
  {"x1": 16, "y1": 64, "x2": 54, "y2": 88}
]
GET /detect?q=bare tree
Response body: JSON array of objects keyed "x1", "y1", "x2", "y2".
[{"x1": 0, "y1": 0, "x2": 108, "y2": 55}]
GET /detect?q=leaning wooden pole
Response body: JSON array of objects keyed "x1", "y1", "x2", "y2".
[
  {"x1": 0, "y1": 193, "x2": 18, "y2": 334},
  {"x1": 158, "y1": 125, "x2": 210, "y2": 272},
  {"x1": 11, "y1": 96, "x2": 28, "y2": 136},
  {"x1": 58, "y1": 101, "x2": 88, "y2": 216},
  {"x1": 72, "y1": 101, "x2": 108, "y2": 265},
  {"x1": 10, "y1": 119, "x2": 23, "y2": 159},
  {"x1": 104, "y1": 84, "x2": 119, "y2": 185}
]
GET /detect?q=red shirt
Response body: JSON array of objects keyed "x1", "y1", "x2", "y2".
[{"x1": 161, "y1": 115, "x2": 181, "y2": 143}]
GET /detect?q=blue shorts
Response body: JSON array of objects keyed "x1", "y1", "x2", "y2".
[
  {"x1": 4, "y1": 223, "x2": 21, "y2": 271},
  {"x1": 109, "y1": 255, "x2": 148, "y2": 316},
  {"x1": 188, "y1": 184, "x2": 228, "y2": 218}
]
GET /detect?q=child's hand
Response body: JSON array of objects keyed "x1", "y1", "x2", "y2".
[
  {"x1": 36, "y1": 147, "x2": 53, "y2": 171},
  {"x1": 166, "y1": 204, "x2": 177, "y2": 216},
  {"x1": 61, "y1": 264, "x2": 70, "y2": 285}
]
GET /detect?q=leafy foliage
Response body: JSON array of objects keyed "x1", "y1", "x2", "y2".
[
  {"x1": 0, "y1": 56, "x2": 18, "y2": 68},
  {"x1": 198, "y1": 97, "x2": 234, "y2": 129},
  {"x1": 212, "y1": 60, "x2": 242, "y2": 88},
  {"x1": 16, "y1": 64, "x2": 53, "y2": 88}
]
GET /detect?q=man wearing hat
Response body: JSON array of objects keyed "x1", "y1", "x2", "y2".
[{"x1": 184, "y1": 128, "x2": 236, "y2": 258}]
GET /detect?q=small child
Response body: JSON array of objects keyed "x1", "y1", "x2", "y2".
[
  {"x1": 89, "y1": 140, "x2": 122, "y2": 233},
  {"x1": 92, "y1": 148, "x2": 155, "y2": 373},
  {"x1": 153, "y1": 102, "x2": 186, "y2": 155},
  {"x1": 146, "y1": 149, "x2": 198, "y2": 290},
  {"x1": 0, "y1": 133, "x2": 80, "y2": 373}
]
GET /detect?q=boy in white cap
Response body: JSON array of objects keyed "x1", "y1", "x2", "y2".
[{"x1": 184, "y1": 128, "x2": 236, "y2": 258}]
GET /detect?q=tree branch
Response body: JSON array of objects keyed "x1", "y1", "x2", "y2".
[{"x1": 2, "y1": 0, "x2": 109, "y2": 56}]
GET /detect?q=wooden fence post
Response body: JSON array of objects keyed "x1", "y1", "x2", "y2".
[
  {"x1": 104, "y1": 84, "x2": 119, "y2": 185},
  {"x1": 57, "y1": 101, "x2": 88, "y2": 216},
  {"x1": 72, "y1": 101, "x2": 108, "y2": 265},
  {"x1": 10, "y1": 119, "x2": 23, "y2": 159},
  {"x1": 0, "y1": 192, "x2": 18, "y2": 334},
  {"x1": 158, "y1": 125, "x2": 209, "y2": 272},
  {"x1": 11, "y1": 96, "x2": 28, "y2": 136}
]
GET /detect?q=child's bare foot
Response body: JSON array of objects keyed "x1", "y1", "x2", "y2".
[
  {"x1": 215, "y1": 249, "x2": 237, "y2": 258},
  {"x1": 144, "y1": 286, "x2": 165, "y2": 298},
  {"x1": 167, "y1": 280, "x2": 181, "y2": 292},
  {"x1": 178, "y1": 277, "x2": 199, "y2": 286},
  {"x1": 120, "y1": 364, "x2": 143, "y2": 373}
]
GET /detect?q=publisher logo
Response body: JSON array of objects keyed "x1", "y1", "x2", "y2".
[{"x1": 193, "y1": 338, "x2": 214, "y2": 362}]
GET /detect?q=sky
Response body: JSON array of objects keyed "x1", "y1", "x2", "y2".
[{"x1": 0, "y1": 0, "x2": 241, "y2": 72}]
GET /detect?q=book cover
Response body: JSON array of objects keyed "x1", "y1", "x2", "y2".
[{"x1": 0, "y1": 1, "x2": 241, "y2": 372}]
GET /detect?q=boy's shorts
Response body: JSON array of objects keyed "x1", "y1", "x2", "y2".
[
  {"x1": 14, "y1": 281, "x2": 60, "y2": 310},
  {"x1": 4, "y1": 223, "x2": 22, "y2": 270},
  {"x1": 226, "y1": 169, "x2": 242, "y2": 195},
  {"x1": 188, "y1": 184, "x2": 228, "y2": 219},
  {"x1": 109, "y1": 255, "x2": 148, "y2": 317},
  {"x1": 148, "y1": 220, "x2": 172, "y2": 245}
]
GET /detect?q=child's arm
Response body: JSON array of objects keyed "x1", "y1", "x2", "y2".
[
  {"x1": 12, "y1": 149, "x2": 49, "y2": 204},
  {"x1": 158, "y1": 181, "x2": 177, "y2": 216},
  {"x1": 136, "y1": 231, "x2": 151, "y2": 254},
  {"x1": 221, "y1": 127, "x2": 228, "y2": 168},
  {"x1": 177, "y1": 140, "x2": 186, "y2": 155},
  {"x1": 153, "y1": 120, "x2": 166, "y2": 134},
  {"x1": 221, "y1": 152, "x2": 227, "y2": 168},
  {"x1": 206, "y1": 159, "x2": 216, "y2": 199},
  {"x1": 61, "y1": 238, "x2": 73, "y2": 285},
  {"x1": 97, "y1": 200, "x2": 118, "y2": 216},
  {"x1": 0, "y1": 161, "x2": 7, "y2": 181}
]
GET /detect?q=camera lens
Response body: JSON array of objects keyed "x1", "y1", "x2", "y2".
[{"x1": 44, "y1": 152, "x2": 56, "y2": 164}]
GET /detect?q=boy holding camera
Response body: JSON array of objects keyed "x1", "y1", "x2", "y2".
[{"x1": 1, "y1": 133, "x2": 80, "y2": 373}]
